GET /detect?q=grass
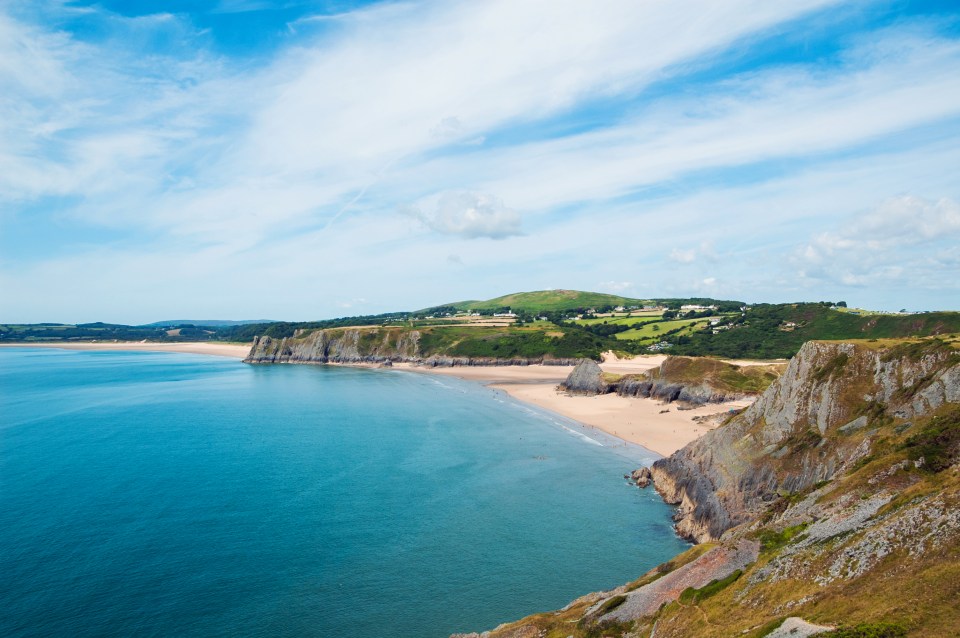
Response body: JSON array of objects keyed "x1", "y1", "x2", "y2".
[
  {"x1": 757, "y1": 523, "x2": 809, "y2": 553},
  {"x1": 574, "y1": 315, "x2": 661, "y2": 327},
  {"x1": 462, "y1": 290, "x2": 654, "y2": 313},
  {"x1": 812, "y1": 352, "x2": 850, "y2": 383},
  {"x1": 902, "y1": 406, "x2": 960, "y2": 472},
  {"x1": 678, "y1": 570, "x2": 742, "y2": 604},
  {"x1": 616, "y1": 318, "x2": 710, "y2": 341},
  {"x1": 824, "y1": 623, "x2": 907, "y2": 637},
  {"x1": 648, "y1": 356, "x2": 784, "y2": 393},
  {"x1": 598, "y1": 595, "x2": 627, "y2": 614}
]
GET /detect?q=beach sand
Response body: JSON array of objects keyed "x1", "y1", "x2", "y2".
[
  {"x1": 397, "y1": 357, "x2": 752, "y2": 457},
  {"x1": 3, "y1": 342, "x2": 753, "y2": 456},
  {"x1": 0, "y1": 342, "x2": 250, "y2": 358}
]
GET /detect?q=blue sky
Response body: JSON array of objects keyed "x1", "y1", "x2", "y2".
[{"x1": 2, "y1": 0, "x2": 959, "y2": 323}]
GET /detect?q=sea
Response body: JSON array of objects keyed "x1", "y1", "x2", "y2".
[{"x1": 0, "y1": 348, "x2": 689, "y2": 637}]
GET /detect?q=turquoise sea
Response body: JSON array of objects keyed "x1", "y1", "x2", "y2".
[{"x1": 0, "y1": 348, "x2": 688, "y2": 637}]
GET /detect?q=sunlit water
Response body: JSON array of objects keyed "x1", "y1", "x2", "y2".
[{"x1": 0, "y1": 348, "x2": 687, "y2": 637}]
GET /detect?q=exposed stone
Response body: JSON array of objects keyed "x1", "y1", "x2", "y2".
[
  {"x1": 650, "y1": 341, "x2": 960, "y2": 543},
  {"x1": 598, "y1": 539, "x2": 759, "y2": 622},
  {"x1": 560, "y1": 359, "x2": 610, "y2": 395},
  {"x1": 631, "y1": 466, "x2": 653, "y2": 488},
  {"x1": 764, "y1": 617, "x2": 834, "y2": 637},
  {"x1": 244, "y1": 329, "x2": 579, "y2": 367}
]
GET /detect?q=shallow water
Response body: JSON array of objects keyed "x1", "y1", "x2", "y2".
[{"x1": 0, "y1": 348, "x2": 687, "y2": 637}]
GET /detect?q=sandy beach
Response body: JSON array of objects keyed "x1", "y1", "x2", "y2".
[
  {"x1": 0, "y1": 342, "x2": 250, "y2": 358},
  {"x1": 3, "y1": 342, "x2": 752, "y2": 456},
  {"x1": 397, "y1": 354, "x2": 753, "y2": 457}
]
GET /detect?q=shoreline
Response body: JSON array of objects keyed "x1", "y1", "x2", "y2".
[
  {"x1": 396, "y1": 361, "x2": 751, "y2": 457},
  {"x1": 0, "y1": 342, "x2": 250, "y2": 358},
  {"x1": 2, "y1": 342, "x2": 753, "y2": 457}
]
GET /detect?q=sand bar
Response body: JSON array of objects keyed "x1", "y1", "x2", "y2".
[{"x1": 0, "y1": 342, "x2": 250, "y2": 358}]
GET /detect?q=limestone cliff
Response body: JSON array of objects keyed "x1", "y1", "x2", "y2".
[
  {"x1": 243, "y1": 328, "x2": 579, "y2": 367},
  {"x1": 651, "y1": 340, "x2": 960, "y2": 543}
]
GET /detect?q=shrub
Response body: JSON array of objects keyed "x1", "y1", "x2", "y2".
[
  {"x1": 826, "y1": 622, "x2": 907, "y2": 637},
  {"x1": 902, "y1": 408, "x2": 960, "y2": 472},
  {"x1": 678, "y1": 570, "x2": 742, "y2": 604},
  {"x1": 598, "y1": 595, "x2": 627, "y2": 614}
]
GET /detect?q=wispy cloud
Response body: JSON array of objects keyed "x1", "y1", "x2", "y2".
[
  {"x1": 408, "y1": 191, "x2": 522, "y2": 240},
  {"x1": 3, "y1": 0, "x2": 960, "y2": 321}
]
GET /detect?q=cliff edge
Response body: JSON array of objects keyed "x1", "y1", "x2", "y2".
[{"x1": 652, "y1": 339, "x2": 960, "y2": 543}]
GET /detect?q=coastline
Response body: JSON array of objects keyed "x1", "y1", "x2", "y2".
[
  {"x1": 0, "y1": 342, "x2": 249, "y2": 358},
  {"x1": 1, "y1": 342, "x2": 753, "y2": 457},
  {"x1": 395, "y1": 357, "x2": 753, "y2": 458}
]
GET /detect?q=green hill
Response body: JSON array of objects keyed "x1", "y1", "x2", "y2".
[{"x1": 426, "y1": 289, "x2": 743, "y2": 314}]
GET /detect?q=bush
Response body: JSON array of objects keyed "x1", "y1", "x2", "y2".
[
  {"x1": 678, "y1": 570, "x2": 742, "y2": 604},
  {"x1": 826, "y1": 622, "x2": 907, "y2": 637},
  {"x1": 598, "y1": 594, "x2": 627, "y2": 614},
  {"x1": 902, "y1": 408, "x2": 960, "y2": 472}
]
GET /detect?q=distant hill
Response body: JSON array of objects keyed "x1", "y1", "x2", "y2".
[
  {"x1": 424, "y1": 289, "x2": 743, "y2": 314},
  {"x1": 140, "y1": 320, "x2": 276, "y2": 327}
]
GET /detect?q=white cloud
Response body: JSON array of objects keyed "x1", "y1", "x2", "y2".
[
  {"x1": 4, "y1": 1, "x2": 960, "y2": 319},
  {"x1": 669, "y1": 248, "x2": 697, "y2": 264},
  {"x1": 410, "y1": 191, "x2": 522, "y2": 239},
  {"x1": 792, "y1": 195, "x2": 960, "y2": 289},
  {"x1": 599, "y1": 281, "x2": 633, "y2": 293}
]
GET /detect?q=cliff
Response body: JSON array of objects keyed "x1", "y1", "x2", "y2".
[
  {"x1": 243, "y1": 328, "x2": 579, "y2": 367},
  {"x1": 453, "y1": 337, "x2": 960, "y2": 637},
  {"x1": 652, "y1": 339, "x2": 960, "y2": 543}
]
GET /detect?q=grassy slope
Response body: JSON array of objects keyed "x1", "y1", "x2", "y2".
[
  {"x1": 460, "y1": 290, "x2": 653, "y2": 312},
  {"x1": 648, "y1": 356, "x2": 785, "y2": 394}
]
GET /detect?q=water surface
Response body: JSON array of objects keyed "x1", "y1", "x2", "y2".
[{"x1": 0, "y1": 348, "x2": 687, "y2": 637}]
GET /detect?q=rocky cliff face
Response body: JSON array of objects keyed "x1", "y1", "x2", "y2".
[
  {"x1": 243, "y1": 328, "x2": 579, "y2": 367},
  {"x1": 651, "y1": 340, "x2": 960, "y2": 543},
  {"x1": 244, "y1": 328, "x2": 422, "y2": 364}
]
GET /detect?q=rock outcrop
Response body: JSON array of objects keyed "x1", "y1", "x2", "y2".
[
  {"x1": 600, "y1": 539, "x2": 759, "y2": 622},
  {"x1": 651, "y1": 340, "x2": 960, "y2": 543},
  {"x1": 563, "y1": 355, "x2": 783, "y2": 404},
  {"x1": 559, "y1": 359, "x2": 611, "y2": 394}
]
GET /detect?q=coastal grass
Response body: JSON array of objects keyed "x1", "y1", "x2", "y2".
[
  {"x1": 462, "y1": 290, "x2": 653, "y2": 313},
  {"x1": 677, "y1": 569, "x2": 742, "y2": 604},
  {"x1": 647, "y1": 356, "x2": 784, "y2": 394}
]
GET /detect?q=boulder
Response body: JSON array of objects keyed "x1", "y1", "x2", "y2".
[{"x1": 560, "y1": 359, "x2": 611, "y2": 395}]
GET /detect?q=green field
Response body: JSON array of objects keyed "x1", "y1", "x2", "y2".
[
  {"x1": 616, "y1": 318, "x2": 711, "y2": 341},
  {"x1": 573, "y1": 312, "x2": 662, "y2": 327}
]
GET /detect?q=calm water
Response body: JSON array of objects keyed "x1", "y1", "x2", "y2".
[{"x1": 0, "y1": 348, "x2": 687, "y2": 637}]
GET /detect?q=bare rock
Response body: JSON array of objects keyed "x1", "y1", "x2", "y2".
[
  {"x1": 630, "y1": 467, "x2": 653, "y2": 488},
  {"x1": 560, "y1": 359, "x2": 611, "y2": 395}
]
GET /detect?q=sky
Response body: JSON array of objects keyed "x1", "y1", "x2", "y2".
[{"x1": 2, "y1": 0, "x2": 960, "y2": 323}]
